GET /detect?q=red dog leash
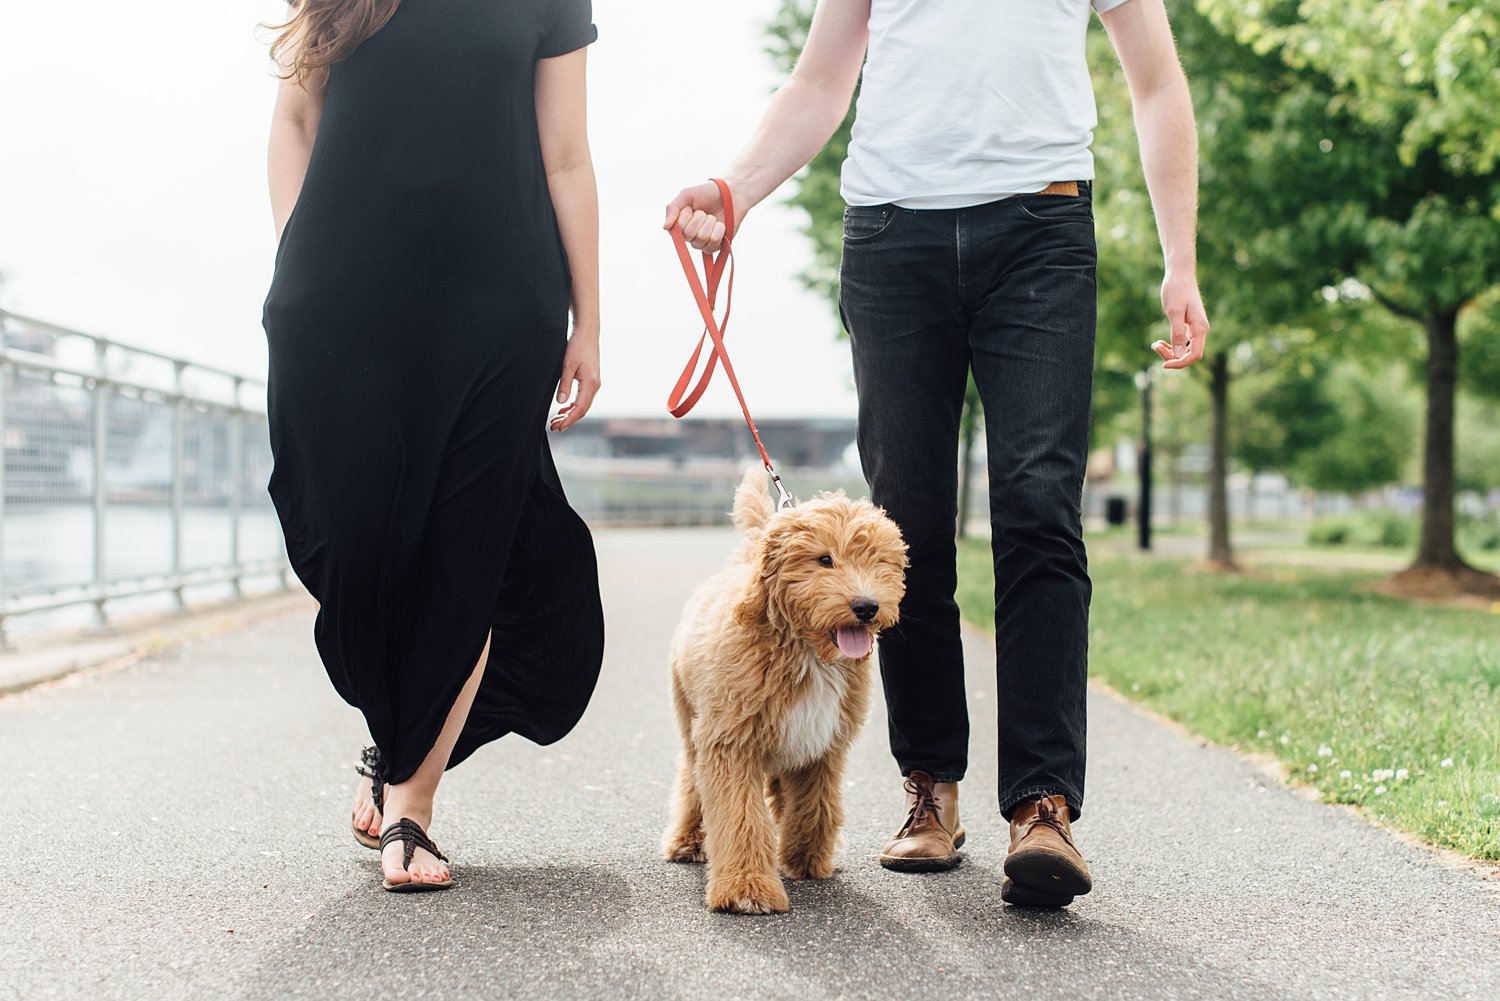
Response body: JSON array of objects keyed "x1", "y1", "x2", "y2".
[{"x1": 666, "y1": 178, "x2": 794, "y2": 511}]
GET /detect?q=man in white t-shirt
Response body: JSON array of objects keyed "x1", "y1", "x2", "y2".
[{"x1": 667, "y1": 0, "x2": 1209, "y2": 909}]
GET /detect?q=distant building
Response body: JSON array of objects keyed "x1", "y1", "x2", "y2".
[{"x1": 552, "y1": 417, "x2": 858, "y2": 472}]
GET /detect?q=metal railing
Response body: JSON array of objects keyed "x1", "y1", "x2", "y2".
[{"x1": 0, "y1": 309, "x2": 289, "y2": 646}]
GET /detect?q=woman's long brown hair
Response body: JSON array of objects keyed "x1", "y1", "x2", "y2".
[{"x1": 269, "y1": 0, "x2": 402, "y2": 85}]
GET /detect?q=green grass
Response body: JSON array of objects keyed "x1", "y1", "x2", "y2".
[{"x1": 955, "y1": 540, "x2": 1500, "y2": 861}]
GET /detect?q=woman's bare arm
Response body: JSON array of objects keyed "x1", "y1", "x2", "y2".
[
  {"x1": 536, "y1": 48, "x2": 601, "y2": 431},
  {"x1": 267, "y1": 46, "x2": 324, "y2": 238}
]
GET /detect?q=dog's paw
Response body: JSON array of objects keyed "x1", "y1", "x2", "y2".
[
  {"x1": 662, "y1": 829, "x2": 707, "y2": 863},
  {"x1": 705, "y1": 872, "x2": 789, "y2": 915},
  {"x1": 781, "y1": 850, "x2": 836, "y2": 881}
]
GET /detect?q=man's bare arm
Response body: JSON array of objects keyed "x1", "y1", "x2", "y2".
[
  {"x1": 1101, "y1": 0, "x2": 1210, "y2": 369},
  {"x1": 665, "y1": 0, "x2": 872, "y2": 252}
]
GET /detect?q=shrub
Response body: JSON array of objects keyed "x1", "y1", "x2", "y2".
[
  {"x1": 1308, "y1": 517, "x2": 1354, "y2": 545},
  {"x1": 1307, "y1": 510, "x2": 1417, "y2": 548},
  {"x1": 1459, "y1": 512, "x2": 1500, "y2": 552}
]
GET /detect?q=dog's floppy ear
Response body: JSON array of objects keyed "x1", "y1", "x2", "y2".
[{"x1": 733, "y1": 521, "x2": 786, "y2": 628}]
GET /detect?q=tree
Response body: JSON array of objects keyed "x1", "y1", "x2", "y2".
[
  {"x1": 955, "y1": 375, "x2": 984, "y2": 537},
  {"x1": 1199, "y1": 0, "x2": 1500, "y2": 590},
  {"x1": 1089, "y1": 6, "x2": 1366, "y2": 568},
  {"x1": 1206, "y1": 1, "x2": 1500, "y2": 176}
]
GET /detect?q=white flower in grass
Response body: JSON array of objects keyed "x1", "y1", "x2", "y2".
[
  {"x1": 1257, "y1": 729, "x2": 1269, "y2": 739},
  {"x1": 1279, "y1": 734, "x2": 1291, "y2": 746},
  {"x1": 1374, "y1": 785, "x2": 1387, "y2": 795},
  {"x1": 1436, "y1": 800, "x2": 1448, "y2": 809},
  {"x1": 1340, "y1": 770, "x2": 1352, "y2": 779},
  {"x1": 1308, "y1": 764, "x2": 1319, "y2": 774},
  {"x1": 1395, "y1": 768, "x2": 1409, "y2": 781},
  {"x1": 1440, "y1": 758, "x2": 1454, "y2": 769},
  {"x1": 1373, "y1": 768, "x2": 1395, "y2": 782},
  {"x1": 1317, "y1": 746, "x2": 1333, "y2": 758}
]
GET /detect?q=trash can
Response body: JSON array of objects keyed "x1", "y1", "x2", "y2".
[{"x1": 1105, "y1": 495, "x2": 1128, "y2": 526}]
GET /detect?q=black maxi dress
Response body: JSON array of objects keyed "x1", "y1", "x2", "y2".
[{"x1": 262, "y1": 0, "x2": 604, "y2": 786}]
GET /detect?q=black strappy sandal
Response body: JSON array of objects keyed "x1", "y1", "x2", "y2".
[
  {"x1": 352, "y1": 745, "x2": 385, "y2": 850},
  {"x1": 379, "y1": 818, "x2": 453, "y2": 893}
]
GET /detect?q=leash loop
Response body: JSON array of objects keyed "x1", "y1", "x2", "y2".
[{"x1": 666, "y1": 178, "x2": 795, "y2": 508}]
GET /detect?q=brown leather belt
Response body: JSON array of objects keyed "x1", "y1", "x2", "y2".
[{"x1": 1029, "y1": 180, "x2": 1080, "y2": 197}]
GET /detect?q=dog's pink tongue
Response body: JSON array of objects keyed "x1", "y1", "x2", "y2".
[{"x1": 835, "y1": 626, "x2": 874, "y2": 659}]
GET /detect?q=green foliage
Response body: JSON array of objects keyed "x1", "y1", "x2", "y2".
[
  {"x1": 1460, "y1": 291, "x2": 1500, "y2": 402},
  {"x1": 1290, "y1": 364, "x2": 1416, "y2": 495},
  {"x1": 1461, "y1": 511, "x2": 1500, "y2": 552},
  {"x1": 956, "y1": 540, "x2": 1500, "y2": 861},
  {"x1": 1456, "y1": 393, "x2": 1500, "y2": 494},
  {"x1": 1200, "y1": 1, "x2": 1500, "y2": 175},
  {"x1": 1307, "y1": 511, "x2": 1417, "y2": 549},
  {"x1": 1196, "y1": 0, "x2": 1500, "y2": 321},
  {"x1": 1233, "y1": 366, "x2": 1341, "y2": 476}
]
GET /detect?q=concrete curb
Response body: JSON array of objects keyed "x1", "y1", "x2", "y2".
[{"x1": 0, "y1": 589, "x2": 314, "y2": 697}]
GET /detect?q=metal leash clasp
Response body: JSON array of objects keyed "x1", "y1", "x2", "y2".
[{"x1": 770, "y1": 471, "x2": 796, "y2": 511}]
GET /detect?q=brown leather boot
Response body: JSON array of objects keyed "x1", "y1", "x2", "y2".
[
  {"x1": 877, "y1": 771, "x2": 965, "y2": 872},
  {"x1": 1001, "y1": 794, "x2": 1091, "y2": 908}
]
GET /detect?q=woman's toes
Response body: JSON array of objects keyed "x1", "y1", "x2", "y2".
[{"x1": 381, "y1": 851, "x2": 408, "y2": 884}]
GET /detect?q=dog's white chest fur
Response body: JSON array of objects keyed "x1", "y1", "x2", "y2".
[{"x1": 773, "y1": 652, "x2": 847, "y2": 771}]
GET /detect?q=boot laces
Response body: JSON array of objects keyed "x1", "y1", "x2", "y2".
[
  {"x1": 1030, "y1": 796, "x2": 1073, "y2": 845},
  {"x1": 901, "y1": 775, "x2": 942, "y2": 834}
]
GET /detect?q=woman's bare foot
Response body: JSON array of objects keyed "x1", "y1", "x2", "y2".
[
  {"x1": 373, "y1": 630, "x2": 489, "y2": 890},
  {"x1": 379, "y1": 786, "x2": 450, "y2": 887},
  {"x1": 351, "y1": 771, "x2": 383, "y2": 840}
]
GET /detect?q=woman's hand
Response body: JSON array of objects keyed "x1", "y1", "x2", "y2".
[{"x1": 550, "y1": 327, "x2": 600, "y2": 432}]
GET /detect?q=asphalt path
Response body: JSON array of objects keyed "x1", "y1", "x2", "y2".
[{"x1": 4, "y1": 528, "x2": 1497, "y2": 1000}]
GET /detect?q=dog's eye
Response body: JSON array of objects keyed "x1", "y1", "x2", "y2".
[{"x1": 818, "y1": 555, "x2": 834, "y2": 568}]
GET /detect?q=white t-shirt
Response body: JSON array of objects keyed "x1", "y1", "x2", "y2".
[{"x1": 841, "y1": 0, "x2": 1134, "y2": 209}]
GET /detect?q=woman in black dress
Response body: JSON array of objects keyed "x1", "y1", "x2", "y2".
[{"x1": 263, "y1": 0, "x2": 604, "y2": 892}]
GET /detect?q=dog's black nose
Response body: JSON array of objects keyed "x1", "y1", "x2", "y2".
[{"x1": 850, "y1": 598, "x2": 879, "y2": 623}]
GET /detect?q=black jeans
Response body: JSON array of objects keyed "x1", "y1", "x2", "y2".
[{"x1": 838, "y1": 185, "x2": 1095, "y2": 820}]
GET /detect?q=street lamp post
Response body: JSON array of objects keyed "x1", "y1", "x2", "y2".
[{"x1": 1135, "y1": 367, "x2": 1154, "y2": 551}]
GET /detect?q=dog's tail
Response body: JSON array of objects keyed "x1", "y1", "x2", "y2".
[{"x1": 731, "y1": 466, "x2": 775, "y2": 538}]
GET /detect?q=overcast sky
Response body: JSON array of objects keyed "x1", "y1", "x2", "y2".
[{"x1": 0, "y1": 1, "x2": 860, "y2": 418}]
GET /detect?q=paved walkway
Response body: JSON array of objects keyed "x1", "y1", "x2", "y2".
[{"x1": 4, "y1": 528, "x2": 1497, "y2": 1000}]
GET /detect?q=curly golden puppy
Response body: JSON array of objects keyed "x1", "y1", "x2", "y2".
[{"x1": 663, "y1": 468, "x2": 907, "y2": 914}]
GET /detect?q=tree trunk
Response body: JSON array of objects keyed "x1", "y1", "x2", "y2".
[
  {"x1": 957, "y1": 414, "x2": 978, "y2": 539},
  {"x1": 1207, "y1": 352, "x2": 1237, "y2": 569},
  {"x1": 1138, "y1": 368, "x2": 1153, "y2": 551},
  {"x1": 1411, "y1": 311, "x2": 1467, "y2": 571}
]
